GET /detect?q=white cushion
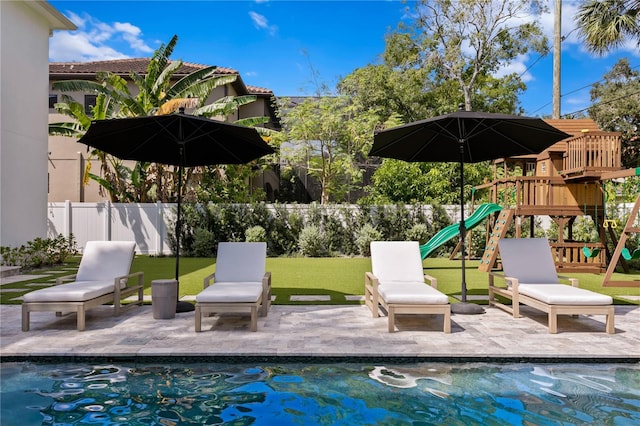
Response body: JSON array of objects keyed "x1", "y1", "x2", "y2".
[
  {"x1": 518, "y1": 284, "x2": 613, "y2": 305},
  {"x1": 23, "y1": 281, "x2": 116, "y2": 302},
  {"x1": 214, "y1": 242, "x2": 266, "y2": 283},
  {"x1": 498, "y1": 238, "x2": 558, "y2": 284},
  {"x1": 196, "y1": 282, "x2": 263, "y2": 303},
  {"x1": 378, "y1": 282, "x2": 449, "y2": 304},
  {"x1": 370, "y1": 241, "x2": 425, "y2": 283},
  {"x1": 76, "y1": 241, "x2": 135, "y2": 282}
]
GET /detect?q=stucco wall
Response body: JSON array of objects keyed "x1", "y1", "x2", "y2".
[
  {"x1": 0, "y1": 2, "x2": 51, "y2": 247},
  {"x1": 0, "y1": 1, "x2": 74, "y2": 248}
]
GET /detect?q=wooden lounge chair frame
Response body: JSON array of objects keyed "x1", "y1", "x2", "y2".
[
  {"x1": 195, "y1": 242, "x2": 271, "y2": 332},
  {"x1": 22, "y1": 241, "x2": 144, "y2": 331},
  {"x1": 489, "y1": 238, "x2": 614, "y2": 334},
  {"x1": 365, "y1": 241, "x2": 451, "y2": 333}
]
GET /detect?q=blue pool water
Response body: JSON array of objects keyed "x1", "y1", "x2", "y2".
[{"x1": 1, "y1": 362, "x2": 638, "y2": 425}]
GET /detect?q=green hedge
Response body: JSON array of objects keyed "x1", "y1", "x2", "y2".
[{"x1": 167, "y1": 203, "x2": 462, "y2": 257}]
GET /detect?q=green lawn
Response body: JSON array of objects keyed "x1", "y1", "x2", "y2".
[{"x1": 3, "y1": 255, "x2": 638, "y2": 305}]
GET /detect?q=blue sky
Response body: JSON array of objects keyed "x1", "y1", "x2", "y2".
[{"x1": 48, "y1": 0, "x2": 639, "y2": 118}]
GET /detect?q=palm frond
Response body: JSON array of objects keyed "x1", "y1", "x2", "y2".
[
  {"x1": 55, "y1": 96, "x2": 92, "y2": 129},
  {"x1": 194, "y1": 94, "x2": 257, "y2": 117},
  {"x1": 235, "y1": 116, "x2": 270, "y2": 128},
  {"x1": 154, "y1": 60, "x2": 183, "y2": 95},
  {"x1": 173, "y1": 74, "x2": 238, "y2": 106},
  {"x1": 168, "y1": 65, "x2": 219, "y2": 96},
  {"x1": 52, "y1": 79, "x2": 106, "y2": 94},
  {"x1": 48, "y1": 121, "x2": 85, "y2": 137}
]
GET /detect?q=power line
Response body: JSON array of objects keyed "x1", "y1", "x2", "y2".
[
  {"x1": 561, "y1": 88, "x2": 640, "y2": 118},
  {"x1": 529, "y1": 63, "x2": 640, "y2": 116}
]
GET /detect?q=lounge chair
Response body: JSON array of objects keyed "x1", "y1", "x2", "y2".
[
  {"x1": 22, "y1": 241, "x2": 143, "y2": 331},
  {"x1": 489, "y1": 238, "x2": 614, "y2": 334},
  {"x1": 195, "y1": 242, "x2": 271, "y2": 332},
  {"x1": 365, "y1": 241, "x2": 451, "y2": 333}
]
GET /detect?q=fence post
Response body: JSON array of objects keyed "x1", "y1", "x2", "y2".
[
  {"x1": 104, "y1": 200, "x2": 112, "y2": 241},
  {"x1": 64, "y1": 200, "x2": 72, "y2": 238},
  {"x1": 156, "y1": 201, "x2": 164, "y2": 255}
]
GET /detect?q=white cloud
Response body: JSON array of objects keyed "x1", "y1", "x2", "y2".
[
  {"x1": 495, "y1": 54, "x2": 534, "y2": 82},
  {"x1": 249, "y1": 11, "x2": 278, "y2": 35},
  {"x1": 49, "y1": 32, "x2": 128, "y2": 61},
  {"x1": 245, "y1": 71, "x2": 258, "y2": 77},
  {"x1": 49, "y1": 12, "x2": 153, "y2": 61},
  {"x1": 115, "y1": 22, "x2": 154, "y2": 53},
  {"x1": 249, "y1": 11, "x2": 268, "y2": 29}
]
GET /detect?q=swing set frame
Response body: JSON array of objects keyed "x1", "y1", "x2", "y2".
[{"x1": 600, "y1": 168, "x2": 640, "y2": 288}]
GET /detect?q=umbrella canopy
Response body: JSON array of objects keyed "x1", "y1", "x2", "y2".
[
  {"x1": 78, "y1": 111, "x2": 275, "y2": 312},
  {"x1": 78, "y1": 112, "x2": 274, "y2": 167},
  {"x1": 370, "y1": 110, "x2": 570, "y2": 163},
  {"x1": 370, "y1": 110, "x2": 570, "y2": 313}
]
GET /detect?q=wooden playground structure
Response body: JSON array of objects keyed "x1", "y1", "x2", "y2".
[{"x1": 475, "y1": 119, "x2": 639, "y2": 287}]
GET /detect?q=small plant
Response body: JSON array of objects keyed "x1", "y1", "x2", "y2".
[
  {"x1": 355, "y1": 224, "x2": 383, "y2": 256},
  {"x1": 0, "y1": 234, "x2": 78, "y2": 270},
  {"x1": 245, "y1": 225, "x2": 267, "y2": 242},
  {"x1": 298, "y1": 225, "x2": 328, "y2": 257}
]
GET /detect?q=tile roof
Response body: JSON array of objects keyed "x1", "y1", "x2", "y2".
[{"x1": 49, "y1": 58, "x2": 273, "y2": 95}]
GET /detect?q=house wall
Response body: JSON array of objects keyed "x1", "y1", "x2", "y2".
[{"x1": 0, "y1": 1, "x2": 73, "y2": 248}]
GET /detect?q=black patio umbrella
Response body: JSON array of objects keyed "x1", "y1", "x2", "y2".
[
  {"x1": 370, "y1": 109, "x2": 570, "y2": 314},
  {"x1": 78, "y1": 109, "x2": 275, "y2": 312}
]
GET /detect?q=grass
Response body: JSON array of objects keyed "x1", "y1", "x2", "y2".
[{"x1": 2, "y1": 255, "x2": 638, "y2": 305}]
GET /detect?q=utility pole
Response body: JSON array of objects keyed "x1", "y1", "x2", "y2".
[{"x1": 552, "y1": 0, "x2": 562, "y2": 118}]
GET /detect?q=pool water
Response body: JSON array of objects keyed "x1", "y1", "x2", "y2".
[{"x1": 1, "y1": 362, "x2": 638, "y2": 425}]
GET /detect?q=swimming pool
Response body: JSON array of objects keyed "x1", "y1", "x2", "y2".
[{"x1": 1, "y1": 362, "x2": 638, "y2": 425}]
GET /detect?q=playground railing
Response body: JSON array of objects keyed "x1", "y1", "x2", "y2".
[
  {"x1": 563, "y1": 132, "x2": 621, "y2": 176},
  {"x1": 550, "y1": 241, "x2": 606, "y2": 273}
]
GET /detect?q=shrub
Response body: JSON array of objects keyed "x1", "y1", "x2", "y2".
[
  {"x1": 298, "y1": 225, "x2": 328, "y2": 257},
  {"x1": 245, "y1": 225, "x2": 267, "y2": 242},
  {"x1": 192, "y1": 228, "x2": 216, "y2": 257},
  {"x1": 405, "y1": 223, "x2": 430, "y2": 244},
  {"x1": 355, "y1": 224, "x2": 383, "y2": 256}
]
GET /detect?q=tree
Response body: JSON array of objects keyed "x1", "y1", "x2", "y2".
[
  {"x1": 343, "y1": 0, "x2": 537, "y2": 205},
  {"x1": 589, "y1": 58, "x2": 640, "y2": 168},
  {"x1": 277, "y1": 96, "x2": 376, "y2": 204},
  {"x1": 575, "y1": 0, "x2": 640, "y2": 55},
  {"x1": 362, "y1": 159, "x2": 491, "y2": 205},
  {"x1": 388, "y1": 0, "x2": 548, "y2": 111}
]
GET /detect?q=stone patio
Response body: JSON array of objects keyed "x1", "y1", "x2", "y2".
[{"x1": 1, "y1": 303, "x2": 638, "y2": 362}]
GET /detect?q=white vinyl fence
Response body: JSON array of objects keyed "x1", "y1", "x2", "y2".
[
  {"x1": 48, "y1": 201, "x2": 633, "y2": 255},
  {"x1": 48, "y1": 201, "x2": 175, "y2": 255}
]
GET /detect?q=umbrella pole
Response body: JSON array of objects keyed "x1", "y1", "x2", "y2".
[
  {"x1": 451, "y1": 137, "x2": 484, "y2": 315},
  {"x1": 175, "y1": 154, "x2": 195, "y2": 313},
  {"x1": 459, "y1": 155, "x2": 467, "y2": 302},
  {"x1": 175, "y1": 165, "x2": 182, "y2": 282}
]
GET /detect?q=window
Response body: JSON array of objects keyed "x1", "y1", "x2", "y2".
[
  {"x1": 49, "y1": 94, "x2": 57, "y2": 109},
  {"x1": 84, "y1": 95, "x2": 97, "y2": 115}
]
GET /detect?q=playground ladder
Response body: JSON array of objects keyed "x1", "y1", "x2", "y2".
[{"x1": 478, "y1": 209, "x2": 514, "y2": 272}]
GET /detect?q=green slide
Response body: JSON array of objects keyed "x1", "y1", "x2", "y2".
[{"x1": 420, "y1": 203, "x2": 503, "y2": 259}]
